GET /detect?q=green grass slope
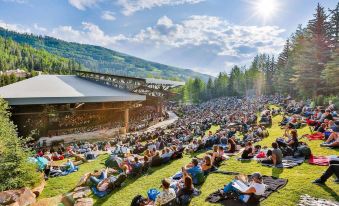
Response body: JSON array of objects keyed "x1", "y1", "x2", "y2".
[{"x1": 40, "y1": 110, "x2": 339, "y2": 205}]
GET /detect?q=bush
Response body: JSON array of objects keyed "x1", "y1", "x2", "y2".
[
  {"x1": 0, "y1": 98, "x2": 40, "y2": 191},
  {"x1": 314, "y1": 95, "x2": 325, "y2": 106}
]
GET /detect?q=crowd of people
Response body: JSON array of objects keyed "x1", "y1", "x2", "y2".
[{"x1": 30, "y1": 95, "x2": 339, "y2": 205}]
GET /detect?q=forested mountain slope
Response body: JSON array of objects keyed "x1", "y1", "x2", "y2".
[{"x1": 0, "y1": 27, "x2": 211, "y2": 81}]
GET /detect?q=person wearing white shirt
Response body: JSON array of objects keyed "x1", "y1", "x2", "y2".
[{"x1": 223, "y1": 172, "x2": 266, "y2": 203}]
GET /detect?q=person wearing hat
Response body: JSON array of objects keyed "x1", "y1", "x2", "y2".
[
  {"x1": 222, "y1": 172, "x2": 266, "y2": 203},
  {"x1": 153, "y1": 178, "x2": 176, "y2": 206}
]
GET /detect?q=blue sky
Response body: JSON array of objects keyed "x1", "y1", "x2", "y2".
[{"x1": 0, "y1": 0, "x2": 337, "y2": 76}]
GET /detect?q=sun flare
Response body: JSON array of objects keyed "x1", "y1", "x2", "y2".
[{"x1": 254, "y1": 0, "x2": 278, "y2": 19}]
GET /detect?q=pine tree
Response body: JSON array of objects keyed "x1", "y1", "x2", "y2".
[
  {"x1": 322, "y1": 46, "x2": 339, "y2": 94},
  {"x1": 328, "y1": 2, "x2": 339, "y2": 49},
  {"x1": 0, "y1": 98, "x2": 40, "y2": 191},
  {"x1": 275, "y1": 39, "x2": 291, "y2": 94},
  {"x1": 293, "y1": 4, "x2": 331, "y2": 97}
]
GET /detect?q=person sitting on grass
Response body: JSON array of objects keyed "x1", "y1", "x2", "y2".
[
  {"x1": 241, "y1": 142, "x2": 254, "y2": 159},
  {"x1": 144, "y1": 149, "x2": 153, "y2": 158},
  {"x1": 63, "y1": 159, "x2": 77, "y2": 174},
  {"x1": 222, "y1": 172, "x2": 266, "y2": 203},
  {"x1": 226, "y1": 136, "x2": 237, "y2": 153},
  {"x1": 312, "y1": 164, "x2": 339, "y2": 185},
  {"x1": 199, "y1": 155, "x2": 213, "y2": 173},
  {"x1": 151, "y1": 151, "x2": 162, "y2": 166},
  {"x1": 317, "y1": 123, "x2": 327, "y2": 133},
  {"x1": 212, "y1": 145, "x2": 221, "y2": 163},
  {"x1": 321, "y1": 132, "x2": 339, "y2": 147},
  {"x1": 151, "y1": 178, "x2": 176, "y2": 206},
  {"x1": 130, "y1": 156, "x2": 143, "y2": 170},
  {"x1": 183, "y1": 158, "x2": 203, "y2": 185},
  {"x1": 285, "y1": 129, "x2": 299, "y2": 151},
  {"x1": 176, "y1": 175, "x2": 195, "y2": 204},
  {"x1": 261, "y1": 142, "x2": 283, "y2": 166}
]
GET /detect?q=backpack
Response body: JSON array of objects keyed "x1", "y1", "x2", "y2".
[
  {"x1": 294, "y1": 145, "x2": 312, "y2": 159},
  {"x1": 131, "y1": 195, "x2": 147, "y2": 206},
  {"x1": 280, "y1": 147, "x2": 294, "y2": 157},
  {"x1": 147, "y1": 188, "x2": 160, "y2": 201}
]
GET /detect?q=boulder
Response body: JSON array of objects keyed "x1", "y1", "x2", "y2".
[
  {"x1": 72, "y1": 186, "x2": 91, "y2": 200},
  {"x1": 31, "y1": 195, "x2": 62, "y2": 206},
  {"x1": 0, "y1": 188, "x2": 36, "y2": 206}
]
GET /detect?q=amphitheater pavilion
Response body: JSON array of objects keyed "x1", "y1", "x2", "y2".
[{"x1": 0, "y1": 70, "x2": 184, "y2": 145}]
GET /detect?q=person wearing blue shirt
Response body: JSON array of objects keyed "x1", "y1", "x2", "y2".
[{"x1": 184, "y1": 158, "x2": 202, "y2": 184}]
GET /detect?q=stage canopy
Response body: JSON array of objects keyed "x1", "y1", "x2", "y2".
[{"x1": 0, "y1": 75, "x2": 146, "y2": 105}]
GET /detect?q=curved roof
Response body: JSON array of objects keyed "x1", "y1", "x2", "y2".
[{"x1": 0, "y1": 75, "x2": 146, "y2": 105}]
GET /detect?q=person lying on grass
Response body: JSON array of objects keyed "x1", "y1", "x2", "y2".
[
  {"x1": 79, "y1": 167, "x2": 127, "y2": 192},
  {"x1": 222, "y1": 172, "x2": 266, "y2": 203}
]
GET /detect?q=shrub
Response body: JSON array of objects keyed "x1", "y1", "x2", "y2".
[
  {"x1": 0, "y1": 98, "x2": 40, "y2": 191},
  {"x1": 314, "y1": 95, "x2": 325, "y2": 106}
]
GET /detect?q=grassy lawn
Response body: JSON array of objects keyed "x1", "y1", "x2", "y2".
[{"x1": 39, "y1": 110, "x2": 339, "y2": 205}]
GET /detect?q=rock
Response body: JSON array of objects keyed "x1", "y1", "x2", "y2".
[
  {"x1": 61, "y1": 193, "x2": 75, "y2": 206},
  {"x1": 32, "y1": 178, "x2": 46, "y2": 198},
  {"x1": 72, "y1": 186, "x2": 91, "y2": 200},
  {"x1": 0, "y1": 188, "x2": 36, "y2": 206},
  {"x1": 31, "y1": 195, "x2": 62, "y2": 206},
  {"x1": 74, "y1": 198, "x2": 93, "y2": 206}
]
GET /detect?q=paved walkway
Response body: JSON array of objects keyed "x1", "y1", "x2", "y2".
[{"x1": 143, "y1": 111, "x2": 178, "y2": 132}]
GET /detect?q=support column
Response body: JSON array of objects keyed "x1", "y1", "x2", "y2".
[{"x1": 124, "y1": 108, "x2": 129, "y2": 132}]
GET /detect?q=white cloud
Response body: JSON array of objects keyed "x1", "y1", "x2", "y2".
[
  {"x1": 157, "y1": 16, "x2": 173, "y2": 27},
  {"x1": 2, "y1": 0, "x2": 27, "y2": 3},
  {"x1": 49, "y1": 22, "x2": 126, "y2": 47},
  {"x1": 129, "y1": 15, "x2": 285, "y2": 57},
  {"x1": 117, "y1": 0, "x2": 205, "y2": 16},
  {"x1": 0, "y1": 20, "x2": 31, "y2": 33},
  {"x1": 68, "y1": 0, "x2": 99, "y2": 10},
  {"x1": 0, "y1": 16, "x2": 285, "y2": 74},
  {"x1": 101, "y1": 11, "x2": 116, "y2": 21},
  {"x1": 33, "y1": 23, "x2": 47, "y2": 33}
]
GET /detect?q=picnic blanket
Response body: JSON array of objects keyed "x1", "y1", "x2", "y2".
[
  {"x1": 304, "y1": 132, "x2": 324, "y2": 141},
  {"x1": 261, "y1": 156, "x2": 305, "y2": 168},
  {"x1": 206, "y1": 174, "x2": 288, "y2": 206},
  {"x1": 224, "y1": 148, "x2": 244, "y2": 156},
  {"x1": 298, "y1": 194, "x2": 339, "y2": 206},
  {"x1": 308, "y1": 156, "x2": 329, "y2": 166},
  {"x1": 237, "y1": 157, "x2": 265, "y2": 162}
]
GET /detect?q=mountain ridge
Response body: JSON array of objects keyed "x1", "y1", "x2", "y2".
[{"x1": 0, "y1": 27, "x2": 212, "y2": 82}]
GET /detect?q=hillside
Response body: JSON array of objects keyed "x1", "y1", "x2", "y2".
[
  {"x1": 0, "y1": 36, "x2": 82, "y2": 86},
  {"x1": 0, "y1": 27, "x2": 211, "y2": 81}
]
